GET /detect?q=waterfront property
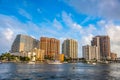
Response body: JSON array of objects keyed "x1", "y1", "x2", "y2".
[
  {"x1": 111, "y1": 52, "x2": 117, "y2": 60},
  {"x1": 82, "y1": 45, "x2": 100, "y2": 61},
  {"x1": 11, "y1": 34, "x2": 39, "y2": 53},
  {"x1": 40, "y1": 37, "x2": 60, "y2": 59},
  {"x1": 11, "y1": 48, "x2": 45, "y2": 62},
  {"x1": 91, "y1": 36, "x2": 111, "y2": 60},
  {"x1": 83, "y1": 35, "x2": 117, "y2": 62},
  {"x1": 62, "y1": 39, "x2": 78, "y2": 59}
]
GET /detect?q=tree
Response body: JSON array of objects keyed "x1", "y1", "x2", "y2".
[
  {"x1": 44, "y1": 55, "x2": 54, "y2": 60},
  {"x1": 20, "y1": 56, "x2": 30, "y2": 61}
]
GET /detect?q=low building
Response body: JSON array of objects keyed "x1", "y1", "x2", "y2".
[
  {"x1": 111, "y1": 52, "x2": 117, "y2": 60},
  {"x1": 59, "y1": 54, "x2": 64, "y2": 62},
  {"x1": 31, "y1": 48, "x2": 45, "y2": 61},
  {"x1": 11, "y1": 48, "x2": 45, "y2": 62}
]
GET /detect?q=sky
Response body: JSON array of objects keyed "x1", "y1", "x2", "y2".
[{"x1": 0, "y1": 0, "x2": 120, "y2": 57}]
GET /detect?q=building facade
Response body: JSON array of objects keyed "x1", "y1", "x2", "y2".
[
  {"x1": 11, "y1": 48, "x2": 45, "y2": 61},
  {"x1": 40, "y1": 37, "x2": 60, "y2": 58},
  {"x1": 11, "y1": 34, "x2": 39, "y2": 52},
  {"x1": 91, "y1": 36, "x2": 111, "y2": 60},
  {"x1": 30, "y1": 48, "x2": 45, "y2": 61},
  {"x1": 55, "y1": 54, "x2": 64, "y2": 62},
  {"x1": 62, "y1": 39, "x2": 78, "y2": 59},
  {"x1": 82, "y1": 45, "x2": 100, "y2": 61},
  {"x1": 111, "y1": 52, "x2": 117, "y2": 60}
]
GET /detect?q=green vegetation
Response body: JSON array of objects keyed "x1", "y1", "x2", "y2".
[
  {"x1": 64, "y1": 57, "x2": 72, "y2": 61},
  {"x1": 0, "y1": 53, "x2": 17, "y2": 61},
  {"x1": 0, "y1": 53, "x2": 30, "y2": 62},
  {"x1": 19, "y1": 56, "x2": 30, "y2": 61},
  {"x1": 44, "y1": 55, "x2": 54, "y2": 60}
]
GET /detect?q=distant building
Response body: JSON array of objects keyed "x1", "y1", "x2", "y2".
[
  {"x1": 91, "y1": 36, "x2": 111, "y2": 60},
  {"x1": 40, "y1": 37, "x2": 60, "y2": 58},
  {"x1": 11, "y1": 34, "x2": 39, "y2": 52},
  {"x1": 62, "y1": 39, "x2": 78, "y2": 59},
  {"x1": 82, "y1": 45, "x2": 100, "y2": 61},
  {"x1": 111, "y1": 52, "x2": 117, "y2": 60}
]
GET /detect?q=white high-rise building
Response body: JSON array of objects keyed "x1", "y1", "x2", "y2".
[
  {"x1": 82, "y1": 45, "x2": 100, "y2": 61},
  {"x1": 11, "y1": 34, "x2": 39, "y2": 52},
  {"x1": 62, "y1": 39, "x2": 78, "y2": 59}
]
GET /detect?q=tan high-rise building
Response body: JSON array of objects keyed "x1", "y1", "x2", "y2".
[
  {"x1": 62, "y1": 39, "x2": 78, "y2": 59},
  {"x1": 82, "y1": 45, "x2": 100, "y2": 61},
  {"x1": 11, "y1": 34, "x2": 39, "y2": 52},
  {"x1": 91, "y1": 36, "x2": 111, "y2": 60},
  {"x1": 40, "y1": 37, "x2": 60, "y2": 57}
]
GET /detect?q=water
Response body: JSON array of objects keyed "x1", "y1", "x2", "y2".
[{"x1": 0, "y1": 63, "x2": 120, "y2": 80}]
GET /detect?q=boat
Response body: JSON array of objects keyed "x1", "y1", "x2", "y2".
[
  {"x1": 28, "y1": 61, "x2": 35, "y2": 64},
  {"x1": 102, "y1": 61, "x2": 109, "y2": 64},
  {"x1": 48, "y1": 60, "x2": 62, "y2": 64},
  {"x1": 92, "y1": 62, "x2": 96, "y2": 65},
  {"x1": 63, "y1": 61, "x2": 68, "y2": 63}
]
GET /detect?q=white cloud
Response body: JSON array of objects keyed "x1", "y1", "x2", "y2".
[
  {"x1": 18, "y1": 8, "x2": 32, "y2": 20},
  {"x1": 0, "y1": 28, "x2": 14, "y2": 53},
  {"x1": 53, "y1": 18, "x2": 63, "y2": 30},
  {"x1": 81, "y1": 17, "x2": 91, "y2": 25},
  {"x1": 2, "y1": 28, "x2": 14, "y2": 41},
  {"x1": 38, "y1": 19, "x2": 63, "y2": 37},
  {"x1": 62, "y1": 11, "x2": 82, "y2": 31},
  {"x1": 64, "y1": 0, "x2": 120, "y2": 20},
  {"x1": 81, "y1": 34, "x2": 94, "y2": 45},
  {"x1": 61, "y1": 11, "x2": 98, "y2": 57},
  {"x1": 1, "y1": 10, "x2": 120, "y2": 58},
  {"x1": 0, "y1": 13, "x2": 65, "y2": 54},
  {"x1": 92, "y1": 20, "x2": 120, "y2": 57},
  {"x1": 73, "y1": 23, "x2": 82, "y2": 30},
  {"x1": 61, "y1": 11, "x2": 97, "y2": 36},
  {"x1": 105, "y1": 23, "x2": 120, "y2": 56},
  {"x1": 0, "y1": 14, "x2": 41, "y2": 53},
  {"x1": 62, "y1": 11, "x2": 73, "y2": 28},
  {"x1": 97, "y1": 20, "x2": 106, "y2": 27},
  {"x1": 61, "y1": 11, "x2": 120, "y2": 57}
]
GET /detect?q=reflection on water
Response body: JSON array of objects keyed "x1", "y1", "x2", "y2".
[{"x1": 0, "y1": 63, "x2": 120, "y2": 80}]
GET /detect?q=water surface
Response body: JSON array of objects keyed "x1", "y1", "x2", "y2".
[{"x1": 0, "y1": 63, "x2": 120, "y2": 80}]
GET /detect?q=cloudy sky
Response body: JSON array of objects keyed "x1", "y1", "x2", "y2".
[{"x1": 0, "y1": 0, "x2": 120, "y2": 57}]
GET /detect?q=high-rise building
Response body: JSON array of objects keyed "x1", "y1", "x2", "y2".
[
  {"x1": 82, "y1": 45, "x2": 100, "y2": 61},
  {"x1": 40, "y1": 37, "x2": 60, "y2": 57},
  {"x1": 62, "y1": 39, "x2": 78, "y2": 59},
  {"x1": 91, "y1": 36, "x2": 111, "y2": 59},
  {"x1": 11, "y1": 34, "x2": 39, "y2": 52}
]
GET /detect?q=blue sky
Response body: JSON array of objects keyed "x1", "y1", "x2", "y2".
[{"x1": 1, "y1": 0, "x2": 120, "y2": 57}]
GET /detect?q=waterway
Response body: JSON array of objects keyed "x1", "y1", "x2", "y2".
[{"x1": 0, "y1": 63, "x2": 120, "y2": 80}]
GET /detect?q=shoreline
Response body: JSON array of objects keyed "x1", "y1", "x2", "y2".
[{"x1": 0, "y1": 61, "x2": 119, "y2": 65}]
